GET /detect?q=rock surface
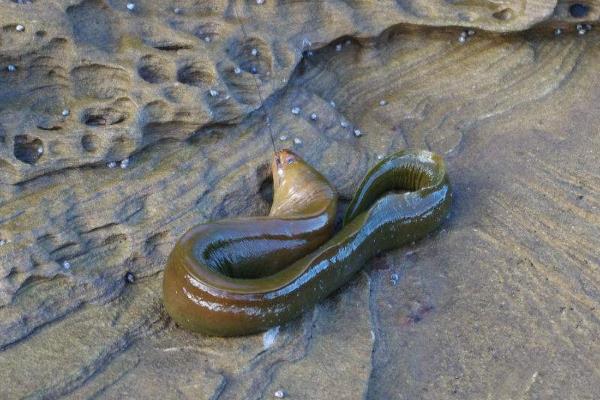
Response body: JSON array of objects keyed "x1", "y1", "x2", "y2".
[{"x1": 1, "y1": 1, "x2": 599, "y2": 399}]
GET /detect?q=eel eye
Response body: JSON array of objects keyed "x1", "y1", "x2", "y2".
[{"x1": 286, "y1": 156, "x2": 295, "y2": 164}]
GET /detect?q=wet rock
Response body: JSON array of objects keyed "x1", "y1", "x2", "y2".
[{"x1": 1, "y1": 1, "x2": 599, "y2": 399}]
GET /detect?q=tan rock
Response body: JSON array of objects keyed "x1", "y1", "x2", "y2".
[{"x1": 1, "y1": 1, "x2": 599, "y2": 399}]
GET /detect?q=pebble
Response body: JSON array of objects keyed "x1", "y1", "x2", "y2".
[
  {"x1": 107, "y1": 161, "x2": 117, "y2": 168},
  {"x1": 62, "y1": 109, "x2": 70, "y2": 117},
  {"x1": 293, "y1": 137, "x2": 302, "y2": 145},
  {"x1": 274, "y1": 390, "x2": 285, "y2": 398},
  {"x1": 16, "y1": 24, "x2": 25, "y2": 32},
  {"x1": 340, "y1": 120, "x2": 348, "y2": 128},
  {"x1": 0, "y1": 239, "x2": 6, "y2": 246},
  {"x1": 390, "y1": 273, "x2": 399, "y2": 286},
  {"x1": 256, "y1": 0, "x2": 265, "y2": 4},
  {"x1": 302, "y1": 37, "x2": 312, "y2": 50},
  {"x1": 63, "y1": 261, "x2": 71, "y2": 270},
  {"x1": 209, "y1": 89, "x2": 219, "y2": 97},
  {"x1": 458, "y1": 30, "x2": 473, "y2": 43},
  {"x1": 576, "y1": 24, "x2": 592, "y2": 36},
  {"x1": 330, "y1": 100, "x2": 336, "y2": 108},
  {"x1": 251, "y1": 48, "x2": 258, "y2": 56},
  {"x1": 120, "y1": 158, "x2": 129, "y2": 169},
  {"x1": 262, "y1": 326, "x2": 279, "y2": 349},
  {"x1": 377, "y1": 154, "x2": 384, "y2": 160},
  {"x1": 7, "y1": 64, "x2": 16, "y2": 72},
  {"x1": 173, "y1": 7, "x2": 182, "y2": 14},
  {"x1": 554, "y1": 28, "x2": 562, "y2": 36},
  {"x1": 126, "y1": 3, "x2": 135, "y2": 11},
  {"x1": 291, "y1": 106, "x2": 300, "y2": 115},
  {"x1": 279, "y1": 135, "x2": 287, "y2": 141},
  {"x1": 125, "y1": 272, "x2": 136, "y2": 284},
  {"x1": 353, "y1": 129, "x2": 363, "y2": 137},
  {"x1": 335, "y1": 43, "x2": 342, "y2": 51},
  {"x1": 310, "y1": 112, "x2": 318, "y2": 121},
  {"x1": 379, "y1": 100, "x2": 387, "y2": 106}
]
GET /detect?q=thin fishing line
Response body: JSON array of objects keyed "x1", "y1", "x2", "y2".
[{"x1": 232, "y1": 2, "x2": 278, "y2": 155}]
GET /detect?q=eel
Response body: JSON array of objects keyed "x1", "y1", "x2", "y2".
[{"x1": 163, "y1": 149, "x2": 451, "y2": 336}]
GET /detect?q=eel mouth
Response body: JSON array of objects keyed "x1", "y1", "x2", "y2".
[
  {"x1": 272, "y1": 149, "x2": 298, "y2": 185},
  {"x1": 274, "y1": 149, "x2": 297, "y2": 167}
]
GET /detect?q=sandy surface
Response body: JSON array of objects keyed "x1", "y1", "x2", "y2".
[{"x1": 0, "y1": 1, "x2": 599, "y2": 399}]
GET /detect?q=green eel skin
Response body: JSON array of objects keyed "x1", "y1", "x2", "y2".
[{"x1": 163, "y1": 149, "x2": 451, "y2": 336}]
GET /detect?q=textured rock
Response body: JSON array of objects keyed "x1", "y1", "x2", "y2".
[
  {"x1": 1, "y1": 1, "x2": 600, "y2": 399},
  {"x1": 3, "y1": 0, "x2": 600, "y2": 184}
]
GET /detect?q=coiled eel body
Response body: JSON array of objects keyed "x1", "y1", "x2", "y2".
[{"x1": 163, "y1": 149, "x2": 451, "y2": 336}]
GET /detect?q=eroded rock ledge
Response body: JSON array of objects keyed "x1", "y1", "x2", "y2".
[{"x1": 0, "y1": 0, "x2": 598, "y2": 185}]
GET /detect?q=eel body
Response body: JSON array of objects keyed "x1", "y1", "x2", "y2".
[{"x1": 163, "y1": 149, "x2": 451, "y2": 336}]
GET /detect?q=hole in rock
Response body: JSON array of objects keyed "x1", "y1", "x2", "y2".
[
  {"x1": 492, "y1": 8, "x2": 514, "y2": 20},
  {"x1": 569, "y1": 3, "x2": 590, "y2": 18},
  {"x1": 14, "y1": 135, "x2": 44, "y2": 164},
  {"x1": 82, "y1": 108, "x2": 127, "y2": 126},
  {"x1": 259, "y1": 175, "x2": 274, "y2": 205},
  {"x1": 137, "y1": 55, "x2": 171, "y2": 83}
]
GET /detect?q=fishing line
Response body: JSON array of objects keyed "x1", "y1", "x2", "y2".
[{"x1": 232, "y1": 2, "x2": 278, "y2": 155}]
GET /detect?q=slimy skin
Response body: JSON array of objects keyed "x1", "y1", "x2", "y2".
[{"x1": 163, "y1": 149, "x2": 451, "y2": 336}]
